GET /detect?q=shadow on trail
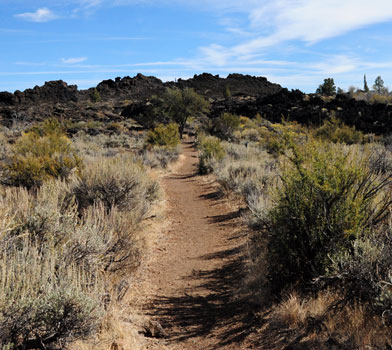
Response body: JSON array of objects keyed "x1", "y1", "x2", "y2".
[
  {"x1": 145, "y1": 248, "x2": 261, "y2": 348},
  {"x1": 145, "y1": 206, "x2": 261, "y2": 349}
]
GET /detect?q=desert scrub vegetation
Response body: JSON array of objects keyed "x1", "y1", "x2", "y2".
[
  {"x1": 264, "y1": 139, "x2": 392, "y2": 293},
  {"x1": 202, "y1": 120, "x2": 392, "y2": 347},
  {"x1": 137, "y1": 146, "x2": 180, "y2": 169},
  {"x1": 212, "y1": 112, "x2": 241, "y2": 140},
  {"x1": 314, "y1": 116, "x2": 368, "y2": 144},
  {"x1": 0, "y1": 164, "x2": 157, "y2": 348},
  {"x1": 0, "y1": 118, "x2": 162, "y2": 349},
  {"x1": 70, "y1": 155, "x2": 159, "y2": 213},
  {"x1": 0, "y1": 183, "x2": 105, "y2": 349},
  {"x1": 214, "y1": 142, "x2": 278, "y2": 209},
  {"x1": 197, "y1": 133, "x2": 225, "y2": 174},
  {"x1": 1, "y1": 118, "x2": 82, "y2": 188},
  {"x1": 145, "y1": 122, "x2": 180, "y2": 148}
]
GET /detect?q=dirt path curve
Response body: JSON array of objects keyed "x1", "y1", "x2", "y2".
[{"x1": 132, "y1": 138, "x2": 257, "y2": 350}]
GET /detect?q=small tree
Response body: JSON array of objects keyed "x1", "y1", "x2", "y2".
[
  {"x1": 90, "y1": 88, "x2": 101, "y2": 103},
  {"x1": 316, "y1": 78, "x2": 336, "y2": 96},
  {"x1": 364, "y1": 74, "x2": 369, "y2": 92},
  {"x1": 373, "y1": 76, "x2": 386, "y2": 94},
  {"x1": 223, "y1": 85, "x2": 232, "y2": 98},
  {"x1": 161, "y1": 88, "x2": 210, "y2": 138}
]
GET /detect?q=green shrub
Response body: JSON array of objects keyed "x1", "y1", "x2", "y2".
[
  {"x1": 2, "y1": 119, "x2": 82, "y2": 188},
  {"x1": 265, "y1": 139, "x2": 392, "y2": 293},
  {"x1": 258, "y1": 126, "x2": 291, "y2": 157},
  {"x1": 145, "y1": 123, "x2": 180, "y2": 148},
  {"x1": 90, "y1": 88, "x2": 101, "y2": 103},
  {"x1": 198, "y1": 136, "x2": 225, "y2": 174},
  {"x1": 213, "y1": 113, "x2": 240, "y2": 140},
  {"x1": 27, "y1": 117, "x2": 66, "y2": 137},
  {"x1": 315, "y1": 116, "x2": 364, "y2": 144}
]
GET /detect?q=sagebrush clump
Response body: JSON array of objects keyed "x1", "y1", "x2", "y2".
[
  {"x1": 1, "y1": 118, "x2": 81, "y2": 188},
  {"x1": 70, "y1": 155, "x2": 159, "y2": 213}
]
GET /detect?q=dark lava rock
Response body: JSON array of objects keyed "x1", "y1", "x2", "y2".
[
  {"x1": 169, "y1": 73, "x2": 282, "y2": 99},
  {"x1": 3, "y1": 73, "x2": 392, "y2": 136},
  {"x1": 95, "y1": 73, "x2": 166, "y2": 101},
  {"x1": 13, "y1": 80, "x2": 79, "y2": 105}
]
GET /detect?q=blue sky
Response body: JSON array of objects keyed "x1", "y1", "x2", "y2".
[{"x1": 2, "y1": 0, "x2": 392, "y2": 93}]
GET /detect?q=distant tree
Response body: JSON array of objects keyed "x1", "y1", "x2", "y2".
[
  {"x1": 90, "y1": 88, "x2": 101, "y2": 103},
  {"x1": 363, "y1": 74, "x2": 369, "y2": 92},
  {"x1": 223, "y1": 85, "x2": 232, "y2": 98},
  {"x1": 373, "y1": 76, "x2": 386, "y2": 94},
  {"x1": 161, "y1": 88, "x2": 210, "y2": 138},
  {"x1": 316, "y1": 78, "x2": 336, "y2": 96},
  {"x1": 337, "y1": 87, "x2": 345, "y2": 95}
]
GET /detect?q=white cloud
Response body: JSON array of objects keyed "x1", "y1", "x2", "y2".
[
  {"x1": 15, "y1": 8, "x2": 57, "y2": 22},
  {"x1": 61, "y1": 57, "x2": 88, "y2": 64},
  {"x1": 194, "y1": 0, "x2": 392, "y2": 63}
]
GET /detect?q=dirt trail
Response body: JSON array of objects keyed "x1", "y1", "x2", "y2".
[{"x1": 132, "y1": 138, "x2": 257, "y2": 350}]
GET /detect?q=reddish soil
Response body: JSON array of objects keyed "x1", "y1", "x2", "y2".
[{"x1": 133, "y1": 138, "x2": 259, "y2": 350}]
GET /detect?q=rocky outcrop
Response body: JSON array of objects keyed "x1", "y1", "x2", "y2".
[
  {"x1": 93, "y1": 73, "x2": 166, "y2": 101},
  {"x1": 2, "y1": 80, "x2": 79, "y2": 106},
  {"x1": 168, "y1": 73, "x2": 282, "y2": 98},
  {"x1": 0, "y1": 73, "x2": 282, "y2": 107},
  {"x1": 211, "y1": 89, "x2": 392, "y2": 135},
  {"x1": 2, "y1": 73, "x2": 392, "y2": 136}
]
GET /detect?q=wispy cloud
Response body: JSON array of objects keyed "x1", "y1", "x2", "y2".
[
  {"x1": 195, "y1": 0, "x2": 392, "y2": 65},
  {"x1": 61, "y1": 57, "x2": 88, "y2": 64},
  {"x1": 79, "y1": 0, "x2": 102, "y2": 8},
  {"x1": 15, "y1": 8, "x2": 58, "y2": 22}
]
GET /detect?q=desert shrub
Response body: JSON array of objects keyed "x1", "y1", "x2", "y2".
[
  {"x1": 145, "y1": 123, "x2": 180, "y2": 148},
  {"x1": 258, "y1": 126, "x2": 290, "y2": 157},
  {"x1": 328, "y1": 230, "x2": 392, "y2": 316},
  {"x1": 138, "y1": 146, "x2": 180, "y2": 168},
  {"x1": 239, "y1": 128, "x2": 260, "y2": 142},
  {"x1": 315, "y1": 116, "x2": 364, "y2": 144},
  {"x1": 264, "y1": 139, "x2": 392, "y2": 293},
  {"x1": 198, "y1": 136, "x2": 225, "y2": 174},
  {"x1": 0, "y1": 241, "x2": 102, "y2": 350},
  {"x1": 213, "y1": 112, "x2": 240, "y2": 140},
  {"x1": 70, "y1": 156, "x2": 159, "y2": 213},
  {"x1": 2, "y1": 119, "x2": 82, "y2": 188},
  {"x1": 3, "y1": 180, "x2": 141, "y2": 272},
  {"x1": 0, "y1": 184, "x2": 108, "y2": 350},
  {"x1": 0, "y1": 165, "x2": 150, "y2": 348},
  {"x1": 27, "y1": 117, "x2": 66, "y2": 136},
  {"x1": 72, "y1": 131, "x2": 144, "y2": 158},
  {"x1": 90, "y1": 88, "x2": 101, "y2": 103},
  {"x1": 216, "y1": 157, "x2": 277, "y2": 203}
]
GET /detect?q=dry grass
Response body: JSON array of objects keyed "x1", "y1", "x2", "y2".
[{"x1": 271, "y1": 292, "x2": 392, "y2": 349}]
